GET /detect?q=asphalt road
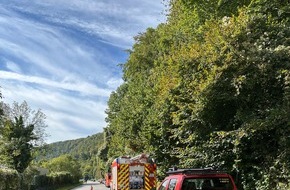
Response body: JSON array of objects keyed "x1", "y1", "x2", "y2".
[{"x1": 71, "y1": 180, "x2": 110, "y2": 190}]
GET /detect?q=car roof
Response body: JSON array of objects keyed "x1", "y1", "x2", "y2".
[{"x1": 165, "y1": 168, "x2": 231, "y2": 177}]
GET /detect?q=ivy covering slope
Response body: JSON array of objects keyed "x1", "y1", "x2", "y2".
[{"x1": 104, "y1": 0, "x2": 290, "y2": 189}]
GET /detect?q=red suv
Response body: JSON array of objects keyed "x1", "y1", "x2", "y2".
[{"x1": 157, "y1": 168, "x2": 237, "y2": 190}]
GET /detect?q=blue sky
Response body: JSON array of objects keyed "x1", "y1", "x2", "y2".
[{"x1": 0, "y1": 0, "x2": 166, "y2": 143}]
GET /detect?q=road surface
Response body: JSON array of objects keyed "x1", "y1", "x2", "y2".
[{"x1": 71, "y1": 180, "x2": 110, "y2": 190}]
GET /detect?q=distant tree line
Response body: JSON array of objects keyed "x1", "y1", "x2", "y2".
[
  {"x1": 104, "y1": 0, "x2": 290, "y2": 189},
  {"x1": 36, "y1": 133, "x2": 107, "y2": 180}
]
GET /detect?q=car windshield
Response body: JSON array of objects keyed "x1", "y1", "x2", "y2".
[{"x1": 181, "y1": 177, "x2": 233, "y2": 190}]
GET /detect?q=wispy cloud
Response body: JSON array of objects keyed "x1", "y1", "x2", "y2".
[
  {"x1": 5, "y1": 61, "x2": 22, "y2": 73},
  {"x1": 0, "y1": 71, "x2": 112, "y2": 97},
  {"x1": 0, "y1": 79, "x2": 108, "y2": 143},
  {"x1": 0, "y1": 5, "x2": 122, "y2": 83},
  {"x1": 0, "y1": 0, "x2": 165, "y2": 143},
  {"x1": 2, "y1": 0, "x2": 166, "y2": 48}
]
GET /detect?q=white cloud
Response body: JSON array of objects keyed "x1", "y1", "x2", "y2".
[
  {"x1": 0, "y1": 79, "x2": 108, "y2": 143},
  {"x1": 0, "y1": 71, "x2": 111, "y2": 97},
  {"x1": 0, "y1": 10, "x2": 117, "y2": 83},
  {"x1": 2, "y1": 0, "x2": 166, "y2": 48},
  {"x1": 0, "y1": 0, "x2": 166, "y2": 143},
  {"x1": 44, "y1": 103, "x2": 107, "y2": 143},
  {"x1": 5, "y1": 60, "x2": 22, "y2": 73},
  {"x1": 106, "y1": 78, "x2": 124, "y2": 90}
]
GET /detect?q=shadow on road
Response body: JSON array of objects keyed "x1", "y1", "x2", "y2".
[{"x1": 71, "y1": 181, "x2": 109, "y2": 190}]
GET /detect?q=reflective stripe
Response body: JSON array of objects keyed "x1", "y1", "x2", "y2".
[
  {"x1": 118, "y1": 164, "x2": 129, "y2": 190},
  {"x1": 144, "y1": 164, "x2": 156, "y2": 190}
]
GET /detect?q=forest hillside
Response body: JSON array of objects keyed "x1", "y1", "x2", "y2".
[
  {"x1": 35, "y1": 132, "x2": 106, "y2": 179},
  {"x1": 103, "y1": 0, "x2": 290, "y2": 189}
]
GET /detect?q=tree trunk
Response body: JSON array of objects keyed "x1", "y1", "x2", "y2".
[{"x1": 19, "y1": 172, "x2": 24, "y2": 190}]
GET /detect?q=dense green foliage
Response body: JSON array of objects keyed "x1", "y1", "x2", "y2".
[
  {"x1": 0, "y1": 100, "x2": 49, "y2": 190},
  {"x1": 0, "y1": 116, "x2": 36, "y2": 173},
  {"x1": 0, "y1": 166, "x2": 39, "y2": 190},
  {"x1": 0, "y1": 101, "x2": 47, "y2": 173},
  {"x1": 33, "y1": 171, "x2": 79, "y2": 189},
  {"x1": 0, "y1": 168, "x2": 19, "y2": 190},
  {"x1": 42, "y1": 154, "x2": 82, "y2": 178},
  {"x1": 105, "y1": 0, "x2": 290, "y2": 189}
]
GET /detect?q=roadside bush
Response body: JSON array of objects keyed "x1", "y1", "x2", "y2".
[
  {"x1": 33, "y1": 172, "x2": 79, "y2": 189},
  {"x1": 0, "y1": 168, "x2": 19, "y2": 190},
  {"x1": 0, "y1": 166, "x2": 39, "y2": 190}
]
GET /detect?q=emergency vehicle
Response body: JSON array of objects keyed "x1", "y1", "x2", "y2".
[
  {"x1": 110, "y1": 153, "x2": 157, "y2": 190},
  {"x1": 158, "y1": 168, "x2": 238, "y2": 190}
]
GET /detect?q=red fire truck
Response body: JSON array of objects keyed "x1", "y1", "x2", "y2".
[{"x1": 110, "y1": 153, "x2": 157, "y2": 190}]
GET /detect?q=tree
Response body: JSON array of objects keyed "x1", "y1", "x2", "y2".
[
  {"x1": 0, "y1": 100, "x2": 48, "y2": 189},
  {"x1": 0, "y1": 116, "x2": 37, "y2": 189},
  {"x1": 42, "y1": 154, "x2": 82, "y2": 179},
  {"x1": 104, "y1": 0, "x2": 290, "y2": 188},
  {"x1": 1, "y1": 101, "x2": 47, "y2": 145},
  {"x1": 0, "y1": 90, "x2": 4, "y2": 164},
  {"x1": 1, "y1": 116, "x2": 36, "y2": 173},
  {"x1": 0, "y1": 89, "x2": 2, "y2": 116}
]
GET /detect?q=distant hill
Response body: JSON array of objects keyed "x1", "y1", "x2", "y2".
[
  {"x1": 35, "y1": 132, "x2": 107, "y2": 178},
  {"x1": 36, "y1": 133, "x2": 105, "y2": 160}
]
